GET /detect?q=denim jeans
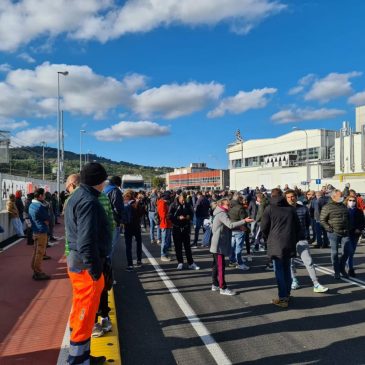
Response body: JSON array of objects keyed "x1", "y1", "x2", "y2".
[
  {"x1": 348, "y1": 234, "x2": 361, "y2": 270},
  {"x1": 148, "y1": 211, "x2": 161, "y2": 241},
  {"x1": 327, "y1": 232, "x2": 351, "y2": 274},
  {"x1": 161, "y1": 228, "x2": 172, "y2": 257},
  {"x1": 110, "y1": 226, "x2": 120, "y2": 258},
  {"x1": 194, "y1": 217, "x2": 206, "y2": 244},
  {"x1": 310, "y1": 218, "x2": 317, "y2": 242},
  {"x1": 273, "y1": 257, "x2": 292, "y2": 299},
  {"x1": 229, "y1": 231, "x2": 245, "y2": 265},
  {"x1": 315, "y1": 221, "x2": 329, "y2": 247}
]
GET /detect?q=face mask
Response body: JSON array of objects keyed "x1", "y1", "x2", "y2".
[
  {"x1": 337, "y1": 197, "x2": 344, "y2": 203},
  {"x1": 348, "y1": 201, "x2": 356, "y2": 208}
]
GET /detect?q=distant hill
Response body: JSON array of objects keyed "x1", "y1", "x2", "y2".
[{"x1": 1, "y1": 146, "x2": 174, "y2": 182}]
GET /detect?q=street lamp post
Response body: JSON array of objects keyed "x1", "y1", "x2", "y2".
[
  {"x1": 40, "y1": 141, "x2": 46, "y2": 180},
  {"x1": 80, "y1": 129, "x2": 86, "y2": 172},
  {"x1": 57, "y1": 70, "x2": 68, "y2": 195},
  {"x1": 293, "y1": 127, "x2": 309, "y2": 186}
]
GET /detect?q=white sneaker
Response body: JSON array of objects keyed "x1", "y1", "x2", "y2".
[
  {"x1": 291, "y1": 279, "x2": 300, "y2": 290},
  {"x1": 220, "y1": 288, "x2": 236, "y2": 296},
  {"x1": 211, "y1": 285, "x2": 220, "y2": 291},
  {"x1": 236, "y1": 263, "x2": 250, "y2": 271},
  {"x1": 246, "y1": 255, "x2": 253, "y2": 262},
  {"x1": 177, "y1": 263, "x2": 184, "y2": 270},
  {"x1": 188, "y1": 263, "x2": 200, "y2": 270}
]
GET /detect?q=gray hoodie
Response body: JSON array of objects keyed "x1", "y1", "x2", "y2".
[{"x1": 210, "y1": 206, "x2": 246, "y2": 256}]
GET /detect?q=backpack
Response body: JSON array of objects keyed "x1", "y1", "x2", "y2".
[{"x1": 123, "y1": 201, "x2": 133, "y2": 224}]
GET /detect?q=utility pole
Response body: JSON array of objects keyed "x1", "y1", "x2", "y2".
[
  {"x1": 61, "y1": 110, "x2": 65, "y2": 183},
  {"x1": 40, "y1": 141, "x2": 46, "y2": 180}
]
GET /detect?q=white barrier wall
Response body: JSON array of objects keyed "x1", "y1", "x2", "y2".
[{"x1": 0, "y1": 173, "x2": 57, "y2": 243}]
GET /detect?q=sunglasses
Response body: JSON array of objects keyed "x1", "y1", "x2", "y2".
[{"x1": 348, "y1": 199, "x2": 356, "y2": 202}]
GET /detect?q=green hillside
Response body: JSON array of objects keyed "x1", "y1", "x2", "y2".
[{"x1": 1, "y1": 146, "x2": 173, "y2": 182}]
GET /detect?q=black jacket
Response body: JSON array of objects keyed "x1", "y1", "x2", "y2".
[
  {"x1": 348, "y1": 207, "x2": 365, "y2": 236},
  {"x1": 248, "y1": 199, "x2": 258, "y2": 219},
  {"x1": 194, "y1": 196, "x2": 210, "y2": 218},
  {"x1": 320, "y1": 199, "x2": 349, "y2": 236},
  {"x1": 295, "y1": 203, "x2": 311, "y2": 241},
  {"x1": 261, "y1": 196, "x2": 300, "y2": 259},
  {"x1": 168, "y1": 201, "x2": 193, "y2": 229},
  {"x1": 65, "y1": 184, "x2": 111, "y2": 280},
  {"x1": 104, "y1": 183, "x2": 125, "y2": 225}
]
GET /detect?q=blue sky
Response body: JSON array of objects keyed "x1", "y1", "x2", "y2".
[{"x1": 1, "y1": 0, "x2": 365, "y2": 169}]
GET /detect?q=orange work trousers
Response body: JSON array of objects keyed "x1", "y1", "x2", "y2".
[{"x1": 68, "y1": 269, "x2": 104, "y2": 343}]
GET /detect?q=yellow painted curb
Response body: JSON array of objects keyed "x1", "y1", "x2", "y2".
[{"x1": 91, "y1": 289, "x2": 122, "y2": 364}]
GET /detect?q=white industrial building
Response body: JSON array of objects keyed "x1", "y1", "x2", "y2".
[{"x1": 227, "y1": 106, "x2": 365, "y2": 192}]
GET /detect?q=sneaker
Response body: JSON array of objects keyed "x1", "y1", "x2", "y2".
[
  {"x1": 220, "y1": 288, "x2": 236, "y2": 296},
  {"x1": 101, "y1": 317, "x2": 112, "y2": 332},
  {"x1": 156, "y1": 240, "x2": 161, "y2": 245},
  {"x1": 160, "y1": 256, "x2": 171, "y2": 262},
  {"x1": 43, "y1": 255, "x2": 51, "y2": 260},
  {"x1": 340, "y1": 270, "x2": 349, "y2": 279},
  {"x1": 259, "y1": 245, "x2": 266, "y2": 252},
  {"x1": 313, "y1": 284, "x2": 329, "y2": 293},
  {"x1": 272, "y1": 298, "x2": 288, "y2": 308},
  {"x1": 265, "y1": 263, "x2": 274, "y2": 271},
  {"x1": 136, "y1": 260, "x2": 142, "y2": 267},
  {"x1": 90, "y1": 355, "x2": 107, "y2": 365},
  {"x1": 32, "y1": 272, "x2": 50, "y2": 281},
  {"x1": 91, "y1": 323, "x2": 104, "y2": 338},
  {"x1": 334, "y1": 272, "x2": 340, "y2": 280},
  {"x1": 188, "y1": 263, "x2": 200, "y2": 270},
  {"x1": 291, "y1": 279, "x2": 300, "y2": 290},
  {"x1": 211, "y1": 285, "x2": 219, "y2": 292},
  {"x1": 125, "y1": 266, "x2": 134, "y2": 272},
  {"x1": 236, "y1": 263, "x2": 250, "y2": 271},
  {"x1": 49, "y1": 237, "x2": 57, "y2": 242},
  {"x1": 246, "y1": 255, "x2": 253, "y2": 262},
  {"x1": 228, "y1": 261, "x2": 237, "y2": 268},
  {"x1": 348, "y1": 268, "x2": 356, "y2": 277},
  {"x1": 151, "y1": 239, "x2": 156, "y2": 244},
  {"x1": 177, "y1": 263, "x2": 184, "y2": 270}
]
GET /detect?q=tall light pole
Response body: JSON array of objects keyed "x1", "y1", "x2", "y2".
[
  {"x1": 293, "y1": 126, "x2": 309, "y2": 185},
  {"x1": 40, "y1": 141, "x2": 46, "y2": 180},
  {"x1": 80, "y1": 129, "x2": 86, "y2": 172},
  {"x1": 61, "y1": 110, "x2": 65, "y2": 184},
  {"x1": 57, "y1": 70, "x2": 68, "y2": 195}
]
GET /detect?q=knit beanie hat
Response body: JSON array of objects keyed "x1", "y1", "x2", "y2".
[{"x1": 80, "y1": 162, "x2": 108, "y2": 186}]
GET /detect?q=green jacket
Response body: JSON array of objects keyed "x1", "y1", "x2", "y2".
[
  {"x1": 256, "y1": 196, "x2": 269, "y2": 224},
  {"x1": 320, "y1": 199, "x2": 349, "y2": 236}
]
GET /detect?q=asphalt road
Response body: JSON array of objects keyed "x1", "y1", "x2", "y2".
[{"x1": 113, "y1": 230, "x2": 365, "y2": 365}]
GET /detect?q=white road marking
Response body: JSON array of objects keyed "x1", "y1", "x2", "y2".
[
  {"x1": 142, "y1": 243, "x2": 232, "y2": 365},
  {"x1": 0, "y1": 237, "x2": 23, "y2": 253},
  {"x1": 294, "y1": 258, "x2": 365, "y2": 289},
  {"x1": 56, "y1": 320, "x2": 70, "y2": 365}
]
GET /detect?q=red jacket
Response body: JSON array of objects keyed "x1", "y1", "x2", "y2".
[
  {"x1": 357, "y1": 196, "x2": 365, "y2": 211},
  {"x1": 157, "y1": 199, "x2": 172, "y2": 229}
]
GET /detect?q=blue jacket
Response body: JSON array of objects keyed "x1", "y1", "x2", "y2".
[
  {"x1": 65, "y1": 184, "x2": 111, "y2": 280},
  {"x1": 29, "y1": 199, "x2": 49, "y2": 233}
]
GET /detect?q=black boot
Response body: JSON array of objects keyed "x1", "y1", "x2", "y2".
[{"x1": 348, "y1": 268, "x2": 356, "y2": 277}]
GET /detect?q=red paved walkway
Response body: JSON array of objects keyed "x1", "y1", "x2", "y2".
[{"x1": 0, "y1": 219, "x2": 72, "y2": 365}]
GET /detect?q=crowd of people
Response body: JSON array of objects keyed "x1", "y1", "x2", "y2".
[{"x1": 3, "y1": 162, "x2": 365, "y2": 365}]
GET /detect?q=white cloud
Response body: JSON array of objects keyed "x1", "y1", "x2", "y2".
[
  {"x1": 0, "y1": 117, "x2": 29, "y2": 130},
  {"x1": 0, "y1": 0, "x2": 286, "y2": 51},
  {"x1": 94, "y1": 121, "x2": 170, "y2": 141},
  {"x1": 12, "y1": 125, "x2": 58, "y2": 146},
  {"x1": 0, "y1": 62, "x2": 146, "y2": 120},
  {"x1": 0, "y1": 63, "x2": 11, "y2": 72},
  {"x1": 271, "y1": 107, "x2": 346, "y2": 124},
  {"x1": 288, "y1": 74, "x2": 315, "y2": 95},
  {"x1": 305, "y1": 72, "x2": 362, "y2": 103},
  {"x1": 132, "y1": 82, "x2": 224, "y2": 119},
  {"x1": 348, "y1": 91, "x2": 365, "y2": 106},
  {"x1": 208, "y1": 87, "x2": 277, "y2": 118},
  {"x1": 17, "y1": 52, "x2": 36, "y2": 63}
]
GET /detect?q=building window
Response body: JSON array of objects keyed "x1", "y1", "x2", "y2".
[{"x1": 231, "y1": 159, "x2": 242, "y2": 168}]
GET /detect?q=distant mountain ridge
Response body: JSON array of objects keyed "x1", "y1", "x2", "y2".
[{"x1": 2, "y1": 146, "x2": 173, "y2": 181}]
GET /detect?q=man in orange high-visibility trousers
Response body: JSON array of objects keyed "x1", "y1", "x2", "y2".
[{"x1": 64, "y1": 163, "x2": 111, "y2": 365}]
